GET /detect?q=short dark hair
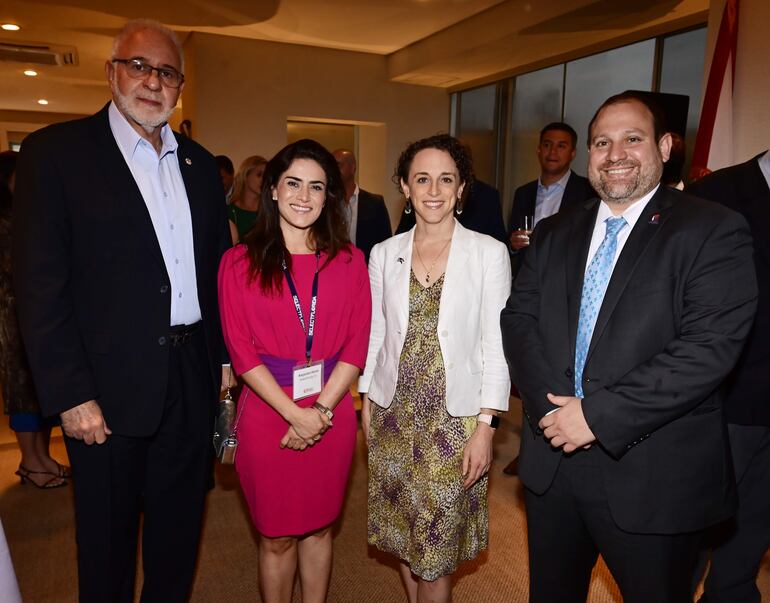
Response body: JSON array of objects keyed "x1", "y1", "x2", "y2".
[
  {"x1": 540, "y1": 122, "x2": 578, "y2": 148},
  {"x1": 215, "y1": 155, "x2": 234, "y2": 175},
  {"x1": 661, "y1": 132, "x2": 686, "y2": 186},
  {"x1": 394, "y1": 133, "x2": 473, "y2": 194},
  {"x1": 587, "y1": 90, "x2": 668, "y2": 147},
  {"x1": 242, "y1": 139, "x2": 350, "y2": 293}
]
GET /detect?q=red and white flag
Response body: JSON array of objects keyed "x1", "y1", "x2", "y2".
[{"x1": 691, "y1": 0, "x2": 740, "y2": 180}]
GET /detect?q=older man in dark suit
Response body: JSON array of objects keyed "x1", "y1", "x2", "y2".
[
  {"x1": 687, "y1": 152, "x2": 770, "y2": 603},
  {"x1": 501, "y1": 91, "x2": 757, "y2": 602},
  {"x1": 13, "y1": 19, "x2": 231, "y2": 603}
]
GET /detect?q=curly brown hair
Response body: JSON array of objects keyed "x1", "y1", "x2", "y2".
[{"x1": 393, "y1": 134, "x2": 474, "y2": 194}]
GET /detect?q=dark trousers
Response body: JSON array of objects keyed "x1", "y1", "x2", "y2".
[
  {"x1": 525, "y1": 449, "x2": 700, "y2": 603},
  {"x1": 65, "y1": 330, "x2": 214, "y2": 603},
  {"x1": 698, "y1": 424, "x2": 770, "y2": 603}
]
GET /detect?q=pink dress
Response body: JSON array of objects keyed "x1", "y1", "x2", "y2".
[{"x1": 218, "y1": 245, "x2": 371, "y2": 537}]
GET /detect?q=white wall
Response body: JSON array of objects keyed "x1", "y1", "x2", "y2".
[{"x1": 182, "y1": 32, "x2": 449, "y2": 226}]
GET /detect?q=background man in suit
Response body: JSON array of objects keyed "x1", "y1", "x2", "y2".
[
  {"x1": 508, "y1": 121, "x2": 595, "y2": 254},
  {"x1": 332, "y1": 149, "x2": 391, "y2": 263},
  {"x1": 215, "y1": 154, "x2": 235, "y2": 202},
  {"x1": 501, "y1": 91, "x2": 757, "y2": 602},
  {"x1": 503, "y1": 121, "x2": 595, "y2": 476},
  {"x1": 687, "y1": 152, "x2": 770, "y2": 603},
  {"x1": 13, "y1": 20, "x2": 231, "y2": 602}
]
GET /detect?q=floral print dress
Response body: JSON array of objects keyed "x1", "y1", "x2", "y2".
[{"x1": 368, "y1": 272, "x2": 488, "y2": 581}]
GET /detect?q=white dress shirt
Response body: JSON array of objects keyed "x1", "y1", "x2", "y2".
[
  {"x1": 108, "y1": 102, "x2": 201, "y2": 326},
  {"x1": 584, "y1": 185, "x2": 659, "y2": 275},
  {"x1": 534, "y1": 170, "x2": 572, "y2": 226},
  {"x1": 345, "y1": 184, "x2": 360, "y2": 245},
  {"x1": 758, "y1": 150, "x2": 770, "y2": 189}
]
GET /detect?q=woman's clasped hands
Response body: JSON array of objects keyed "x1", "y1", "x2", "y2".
[{"x1": 280, "y1": 404, "x2": 331, "y2": 450}]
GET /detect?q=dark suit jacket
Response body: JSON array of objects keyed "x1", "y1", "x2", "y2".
[
  {"x1": 507, "y1": 170, "x2": 595, "y2": 236},
  {"x1": 12, "y1": 104, "x2": 231, "y2": 437},
  {"x1": 686, "y1": 153, "x2": 770, "y2": 426},
  {"x1": 501, "y1": 186, "x2": 757, "y2": 534},
  {"x1": 355, "y1": 189, "x2": 391, "y2": 264},
  {"x1": 395, "y1": 179, "x2": 507, "y2": 243}
]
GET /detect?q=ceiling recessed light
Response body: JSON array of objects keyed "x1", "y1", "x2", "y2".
[
  {"x1": 24, "y1": 69, "x2": 38, "y2": 77},
  {"x1": 1, "y1": 23, "x2": 20, "y2": 31},
  {"x1": 37, "y1": 99, "x2": 49, "y2": 105}
]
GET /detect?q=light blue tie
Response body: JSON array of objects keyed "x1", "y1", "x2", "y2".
[{"x1": 574, "y1": 216, "x2": 627, "y2": 397}]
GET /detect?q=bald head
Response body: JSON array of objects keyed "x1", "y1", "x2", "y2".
[{"x1": 332, "y1": 149, "x2": 357, "y2": 187}]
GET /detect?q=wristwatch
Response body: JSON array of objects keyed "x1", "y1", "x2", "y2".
[
  {"x1": 313, "y1": 402, "x2": 334, "y2": 421},
  {"x1": 477, "y1": 413, "x2": 500, "y2": 429}
]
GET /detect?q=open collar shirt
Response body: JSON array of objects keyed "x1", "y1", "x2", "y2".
[{"x1": 108, "y1": 101, "x2": 201, "y2": 326}]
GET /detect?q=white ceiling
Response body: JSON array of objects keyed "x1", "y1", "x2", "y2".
[
  {"x1": 0, "y1": 0, "x2": 504, "y2": 114},
  {"x1": 0, "y1": 0, "x2": 706, "y2": 116}
]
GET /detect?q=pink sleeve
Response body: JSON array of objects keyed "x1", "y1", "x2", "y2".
[
  {"x1": 218, "y1": 247, "x2": 264, "y2": 376},
  {"x1": 339, "y1": 247, "x2": 372, "y2": 369}
]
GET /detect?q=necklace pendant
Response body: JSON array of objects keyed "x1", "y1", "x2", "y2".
[{"x1": 425, "y1": 274, "x2": 430, "y2": 284}]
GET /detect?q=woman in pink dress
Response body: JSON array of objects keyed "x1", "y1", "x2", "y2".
[{"x1": 218, "y1": 139, "x2": 371, "y2": 602}]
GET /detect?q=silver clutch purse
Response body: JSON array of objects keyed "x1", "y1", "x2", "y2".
[{"x1": 213, "y1": 388, "x2": 238, "y2": 464}]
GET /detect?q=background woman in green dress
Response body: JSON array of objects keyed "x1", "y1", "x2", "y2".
[
  {"x1": 228, "y1": 154, "x2": 267, "y2": 243},
  {"x1": 360, "y1": 135, "x2": 511, "y2": 602}
]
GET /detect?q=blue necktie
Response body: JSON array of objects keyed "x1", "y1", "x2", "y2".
[{"x1": 574, "y1": 216, "x2": 627, "y2": 397}]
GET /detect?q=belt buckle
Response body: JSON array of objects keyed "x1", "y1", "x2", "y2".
[{"x1": 170, "y1": 329, "x2": 191, "y2": 347}]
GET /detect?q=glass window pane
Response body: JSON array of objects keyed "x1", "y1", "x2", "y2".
[
  {"x1": 659, "y1": 27, "x2": 707, "y2": 183},
  {"x1": 507, "y1": 65, "x2": 564, "y2": 195},
  {"x1": 564, "y1": 39, "x2": 656, "y2": 177},
  {"x1": 456, "y1": 84, "x2": 498, "y2": 184}
]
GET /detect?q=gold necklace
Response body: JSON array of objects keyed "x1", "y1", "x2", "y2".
[{"x1": 414, "y1": 238, "x2": 452, "y2": 284}]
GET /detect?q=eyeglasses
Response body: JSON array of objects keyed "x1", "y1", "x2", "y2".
[{"x1": 111, "y1": 58, "x2": 185, "y2": 88}]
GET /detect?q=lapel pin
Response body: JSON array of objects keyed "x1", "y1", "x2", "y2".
[
  {"x1": 649, "y1": 213, "x2": 660, "y2": 225},
  {"x1": 397, "y1": 257, "x2": 404, "y2": 264},
  {"x1": 185, "y1": 157, "x2": 192, "y2": 165}
]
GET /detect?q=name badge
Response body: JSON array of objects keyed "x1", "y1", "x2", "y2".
[{"x1": 293, "y1": 360, "x2": 324, "y2": 401}]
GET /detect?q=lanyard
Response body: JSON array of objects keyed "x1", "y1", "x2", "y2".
[{"x1": 281, "y1": 251, "x2": 320, "y2": 364}]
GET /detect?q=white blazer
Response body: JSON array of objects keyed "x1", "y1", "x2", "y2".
[{"x1": 360, "y1": 220, "x2": 511, "y2": 416}]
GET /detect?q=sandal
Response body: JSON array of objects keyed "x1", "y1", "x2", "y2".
[
  {"x1": 50, "y1": 461, "x2": 71, "y2": 479},
  {"x1": 15, "y1": 465, "x2": 68, "y2": 489}
]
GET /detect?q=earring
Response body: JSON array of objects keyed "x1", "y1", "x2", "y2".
[
  {"x1": 455, "y1": 200, "x2": 463, "y2": 215},
  {"x1": 404, "y1": 200, "x2": 412, "y2": 215}
]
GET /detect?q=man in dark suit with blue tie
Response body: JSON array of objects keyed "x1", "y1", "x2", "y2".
[
  {"x1": 501, "y1": 91, "x2": 757, "y2": 602},
  {"x1": 13, "y1": 20, "x2": 231, "y2": 602}
]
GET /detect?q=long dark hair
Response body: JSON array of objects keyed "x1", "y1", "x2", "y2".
[{"x1": 242, "y1": 139, "x2": 349, "y2": 294}]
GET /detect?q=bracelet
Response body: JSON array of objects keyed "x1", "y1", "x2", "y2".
[
  {"x1": 477, "y1": 413, "x2": 500, "y2": 429},
  {"x1": 313, "y1": 402, "x2": 334, "y2": 421}
]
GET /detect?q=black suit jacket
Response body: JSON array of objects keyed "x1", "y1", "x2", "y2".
[
  {"x1": 501, "y1": 186, "x2": 757, "y2": 534},
  {"x1": 507, "y1": 170, "x2": 595, "y2": 236},
  {"x1": 12, "y1": 104, "x2": 231, "y2": 437},
  {"x1": 686, "y1": 153, "x2": 770, "y2": 426},
  {"x1": 395, "y1": 179, "x2": 507, "y2": 243},
  {"x1": 355, "y1": 189, "x2": 391, "y2": 264}
]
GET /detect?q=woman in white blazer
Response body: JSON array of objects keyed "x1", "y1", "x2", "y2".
[{"x1": 360, "y1": 134, "x2": 511, "y2": 603}]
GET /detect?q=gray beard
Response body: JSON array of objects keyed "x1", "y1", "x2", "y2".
[{"x1": 112, "y1": 87, "x2": 173, "y2": 133}]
